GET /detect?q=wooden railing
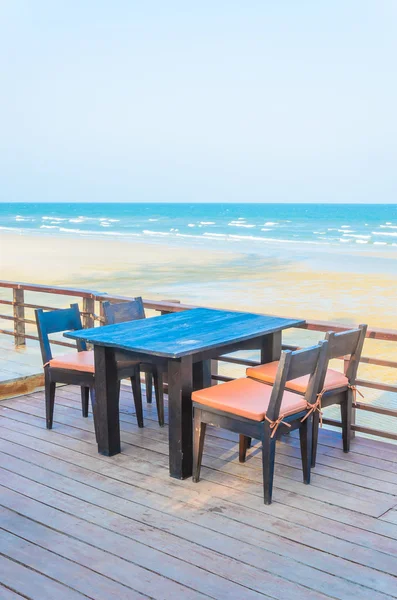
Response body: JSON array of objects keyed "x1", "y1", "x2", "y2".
[{"x1": 0, "y1": 280, "x2": 396, "y2": 442}]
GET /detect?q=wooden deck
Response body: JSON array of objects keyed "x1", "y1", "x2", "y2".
[{"x1": 0, "y1": 384, "x2": 397, "y2": 599}]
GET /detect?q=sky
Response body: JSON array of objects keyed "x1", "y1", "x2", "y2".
[{"x1": 0, "y1": 1, "x2": 396, "y2": 204}]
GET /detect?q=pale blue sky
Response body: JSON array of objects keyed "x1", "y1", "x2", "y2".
[{"x1": 1, "y1": 1, "x2": 396, "y2": 203}]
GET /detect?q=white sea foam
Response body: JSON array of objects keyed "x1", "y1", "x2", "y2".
[
  {"x1": 355, "y1": 240, "x2": 368, "y2": 244},
  {"x1": 69, "y1": 218, "x2": 85, "y2": 223},
  {"x1": 203, "y1": 233, "x2": 227, "y2": 238},
  {"x1": 148, "y1": 218, "x2": 158, "y2": 222},
  {"x1": 40, "y1": 225, "x2": 59, "y2": 229},
  {"x1": 261, "y1": 228, "x2": 272, "y2": 232},
  {"x1": 264, "y1": 222, "x2": 278, "y2": 226},
  {"x1": 142, "y1": 230, "x2": 170, "y2": 236},
  {"x1": 380, "y1": 224, "x2": 397, "y2": 229},
  {"x1": 372, "y1": 231, "x2": 397, "y2": 237},
  {"x1": 340, "y1": 225, "x2": 351, "y2": 228},
  {"x1": 228, "y1": 222, "x2": 255, "y2": 228},
  {"x1": 200, "y1": 221, "x2": 215, "y2": 225},
  {"x1": 188, "y1": 224, "x2": 195, "y2": 227},
  {"x1": 374, "y1": 242, "x2": 387, "y2": 245},
  {"x1": 343, "y1": 234, "x2": 371, "y2": 239},
  {"x1": 15, "y1": 216, "x2": 31, "y2": 221}
]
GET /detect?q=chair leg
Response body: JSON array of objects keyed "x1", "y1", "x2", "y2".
[
  {"x1": 341, "y1": 389, "x2": 353, "y2": 453},
  {"x1": 192, "y1": 409, "x2": 207, "y2": 482},
  {"x1": 131, "y1": 366, "x2": 144, "y2": 428},
  {"x1": 145, "y1": 371, "x2": 153, "y2": 403},
  {"x1": 45, "y1": 372, "x2": 56, "y2": 429},
  {"x1": 153, "y1": 369, "x2": 165, "y2": 427},
  {"x1": 311, "y1": 411, "x2": 320, "y2": 468},
  {"x1": 300, "y1": 414, "x2": 313, "y2": 484},
  {"x1": 81, "y1": 386, "x2": 89, "y2": 418},
  {"x1": 90, "y1": 386, "x2": 98, "y2": 442},
  {"x1": 239, "y1": 434, "x2": 250, "y2": 463},
  {"x1": 261, "y1": 427, "x2": 276, "y2": 504}
]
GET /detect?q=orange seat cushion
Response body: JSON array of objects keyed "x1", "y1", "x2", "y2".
[
  {"x1": 247, "y1": 362, "x2": 349, "y2": 394},
  {"x1": 192, "y1": 377, "x2": 307, "y2": 421},
  {"x1": 49, "y1": 350, "x2": 95, "y2": 373}
]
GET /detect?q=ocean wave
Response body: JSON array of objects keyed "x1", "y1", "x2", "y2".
[
  {"x1": 40, "y1": 225, "x2": 59, "y2": 229},
  {"x1": 42, "y1": 216, "x2": 67, "y2": 221},
  {"x1": 188, "y1": 224, "x2": 195, "y2": 227},
  {"x1": 0, "y1": 226, "x2": 21, "y2": 231},
  {"x1": 15, "y1": 216, "x2": 31, "y2": 222},
  {"x1": 142, "y1": 229, "x2": 170, "y2": 236},
  {"x1": 343, "y1": 234, "x2": 371, "y2": 239},
  {"x1": 380, "y1": 224, "x2": 397, "y2": 229},
  {"x1": 200, "y1": 221, "x2": 215, "y2": 225},
  {"x1": 372, "y1": 231, "x2": 397, "y2": 237},
  {"x1": 374, "y1": 241, "x2": 387, "y2": 245},
  {"x1": 203, "y1": 233, "x2": 227, "y2": 238},
  {"x1": 228, "y1": 222, "x2": 255, "y2": 228},
  {"x1": 355, "y1": 240, "x2": 368, "y2": 244},
  {"x1": 264, "y1": 221, "x2": 278, "y2": 226},
  {"x1": 340, "y1": 225, "x2": 351, "y2": 228}
]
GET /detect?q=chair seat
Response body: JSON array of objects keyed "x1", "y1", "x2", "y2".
[
  {"x1": 49, "y1": 350, "x2": 95, "y2": 373},
  {"x1": 192, "y1": 377, "x2": 307, "y2": 421},
  {"x1": 247, "y1": 362, "x2": 349, "y2": 394}
]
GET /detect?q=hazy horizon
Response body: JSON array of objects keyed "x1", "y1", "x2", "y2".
[{"x1": 1, "y1": 1, "x2": 396, "y2": 204}]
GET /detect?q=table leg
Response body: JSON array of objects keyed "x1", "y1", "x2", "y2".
[
  {"x1": 193, "y1": 359, "x2": 212, "y2": 390},
  {"x1": 94, "y1": 345, "x2": 120, "y2": 456},
  {"x1": 168, "y1": 355, "x2": 193, "y2": 479},
  {"x1": 260, "y1": 331, "x2": 282, "y2": 363}
]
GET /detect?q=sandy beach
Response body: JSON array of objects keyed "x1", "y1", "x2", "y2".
[{"x1": 1, "y1": 230, "x2": 396, "y2": 330}]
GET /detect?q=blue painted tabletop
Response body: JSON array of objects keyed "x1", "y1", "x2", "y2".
[{"x1": 64, "y1": 307, "x2": 304, "y2": 359}]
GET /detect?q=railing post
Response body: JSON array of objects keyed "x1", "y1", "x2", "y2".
[
  {"x1": 82, "y1": 297, "x2": 95, "y2": 329},
  {"x1": 13, "y1": 288, "x2": 26, "y2": 347}
]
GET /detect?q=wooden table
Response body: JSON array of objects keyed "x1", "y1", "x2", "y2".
[{"x1": 65, "y1": 308, "x2": 303, "y2": 479}]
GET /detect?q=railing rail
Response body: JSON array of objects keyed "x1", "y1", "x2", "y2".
[{"x1": 0, "y1": 280, "x2": 396, "y2": 441}]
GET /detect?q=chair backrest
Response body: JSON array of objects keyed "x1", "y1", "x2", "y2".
[
  {"x1": 35, "y1": 303, "x2": 85, "y2": 364},
  {"x1": 102, "y1": 298, "x2": 146, "y2": 325},
  {"x1": 325, "y1": 324, "x2": 367, "y2": 384},
  {"x1": 267, "y1": 340, "x2": 329, "y2": 421}
]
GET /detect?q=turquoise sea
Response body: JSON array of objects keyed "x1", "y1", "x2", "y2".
[{"x1": 1, "y1": 203, "x2": 397, "y2": 250}]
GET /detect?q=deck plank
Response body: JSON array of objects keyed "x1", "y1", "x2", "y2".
[{"x1": 1, "y1": 387, "x2": 397, "y2": 600}]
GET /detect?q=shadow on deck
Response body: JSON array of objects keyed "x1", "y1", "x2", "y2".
[{"x1": 0, "y1": 383, "x2": 397, "y2": 599}]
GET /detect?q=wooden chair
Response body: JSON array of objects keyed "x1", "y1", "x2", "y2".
[
  {"x1": 192, "y1": 341, "x2": 329, "y2": 504},
  {"x1": 246, "y1": 325, "x2": 367, "y2": 465},
  {"x1": 35, "y1": 303, "x2": 143, "y2": 431},
  {"x1": 102, "y1": 298, "x2": 165, "y2": 427}
]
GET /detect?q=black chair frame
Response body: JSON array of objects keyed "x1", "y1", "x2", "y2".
[
  {"x1": 192, "y1": 340, "x2": 329, "y2": 504},
  {"x1": 102, "y1": 298, "x2": 165, "y2": 427},
  {"x1": 35, "y1": 303, "x2": 143, "y2": 433}
]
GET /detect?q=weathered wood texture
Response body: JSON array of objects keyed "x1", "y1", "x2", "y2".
[
  {"x1": 65, "y1": 308, "x2": 303, "y2": 358},
  {"x1": 0, "y1": 384, "x2": 397, "y2": 599}
]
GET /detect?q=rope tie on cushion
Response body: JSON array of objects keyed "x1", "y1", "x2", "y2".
[
  {"x1": 264, "y1": 414, "x2": 291, "y2": 438},
  {"x1": 301, "y1": 388, "x2": 325, "y2": 426}
]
